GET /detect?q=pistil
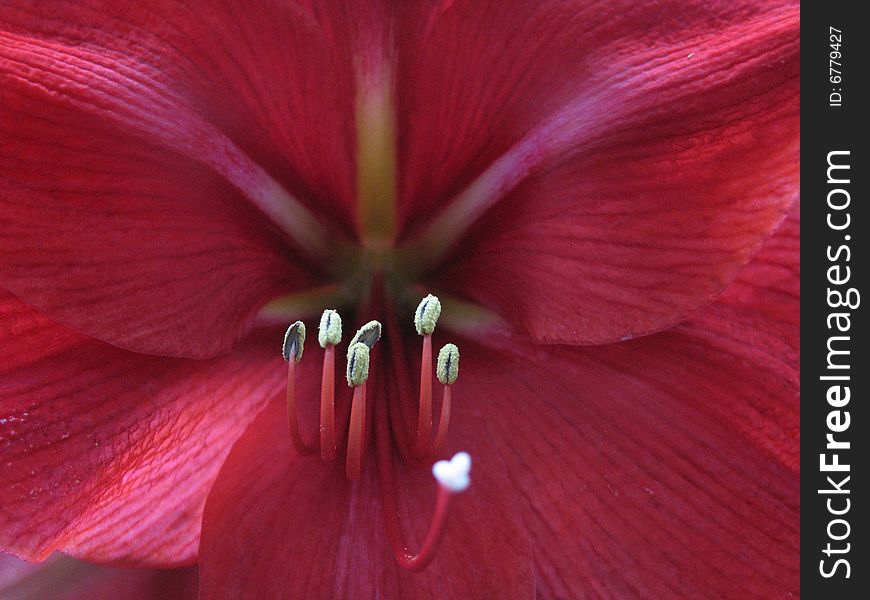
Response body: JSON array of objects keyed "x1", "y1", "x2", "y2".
[{"x1": 377, "y1": 388, "x2": 471, "y2": 572}]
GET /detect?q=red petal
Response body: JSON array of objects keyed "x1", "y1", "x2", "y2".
[
  {"x1": 455, "y1": 210, "x2": 799, "y2": 597},
  {"x1": 0, "y1": 0, "x2": 359, "y2": 227},
  {"x1": 399, "y1": 1, "x2": 799, "y2": 344},
  {"x1": 199, "y1": 382, "x2": 534, "y2": 599},
  {"x1": 1, "y1": 552, "x2": 197, "y2": 600},
  {"x1": 683, "y1": 204, "x2": 799, "y2": 470},
  {"x1": 715, "y1": 204, "x2": 800, "y2": 335},
  {"x1": 0, "y1": 290, "x2": 91, "y2": 373},
  {"x1": 0, "y1": 292, "x2": 283, "y2": 565},
  {"x1": 0, "y1": 0, "x2": 368, "y2": 357}
]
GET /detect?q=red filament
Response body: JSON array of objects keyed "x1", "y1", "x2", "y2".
[
  {"x1": 432, "y1": 385, "x2": 452, "y2": 455},
  {"x1": 286, "y1": 359, "x2": 318, "y2": 456},
  {"x1": 320, "y1": 346, "x2": 337, "y2": 461},
  {"x1": 345, "y1": 383, "x2": 367, "y2": 480},
  {"x1": 415, "y1": 334, "x2": 433, "y2": 458}
]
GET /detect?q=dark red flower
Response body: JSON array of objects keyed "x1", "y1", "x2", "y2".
[{"x1": 1, "y1": 1, "x2": 798, "y2": 598}]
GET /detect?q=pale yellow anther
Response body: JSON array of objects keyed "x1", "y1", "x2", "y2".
[
  {"x1": 346, "y1": 342, "x2": 371, "y2": 387},
  {"x1": 414, "y1": 294, "x2": 441, "y2": 335},
  {"x1": 436, "y1": 343, "x2": 459, "y2": 385},
  {"x1": 283, "y1": 321, "x2": 306, "y2": 363},
  {"x1": 349, "y1": 320, "x2": 382, "y2": 349},
  {"x1": 318, "y1": 309, "x2": 342, "y2": 348}
]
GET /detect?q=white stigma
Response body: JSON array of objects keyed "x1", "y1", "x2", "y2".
[
  {"x1": 414, "y1": 294, "x2": 441, "y2": 335},
  {"x1": 432, "y1": 451, "x2": 472, "y2": 493},
  {"x1": 318, "y1": 309, "x2": 342, "y2": 347}
]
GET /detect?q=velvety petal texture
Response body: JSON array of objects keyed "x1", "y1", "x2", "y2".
[
  {"x1": 199, "y1": 373, "x2": 534, "y2": 600},
  {"x1": 459, "y1": 209, "x2": 799, "y2": 598},
  {"x1": 0, "y1": 0, "x2": 368, "y2": 357},
  {"x1": 0, "y1": 292, "x2": 283, "y2": 565},
  {"x1": 684, "y1": 206, "x2": 799, "y2": 471},
  {"x1": 402, "y1": 0, "x2": 799, "y2": 344}
]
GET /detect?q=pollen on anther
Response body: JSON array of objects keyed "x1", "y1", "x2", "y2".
[
  {"x1": 346, "y1": 342, "x2": 371, "y2": 387},
  {"x1": 349, "y1": 320, "x2": 382, "y2": 349},
  {"x1": 436, "y1": 343, "x2": 459, "y2": 385},
  {"x1": 318, "y1": 309, "x2": 342, "y2": 347},
  {"x1": 283, "y1": 321, "x2": 306, "y2": 362},
  {"x1": 414, "y1": 294, "x2": 441, "y2": 335}
]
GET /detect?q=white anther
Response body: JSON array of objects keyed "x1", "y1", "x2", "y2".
[
  {"x1": 432, "y1": 451, "x2": 472, "y2": 493},
  {"x1": 318, "y1": 309, "x2": 342, "y2": 347},
  {"x1": 414, "y1": 294, "x2": 441, "y2": 335},
  {"x1": 346, "y1": 342, "x2": 371, "y2": 387},
  {"x1": 436, "y1": 343, "x2": 459, "y2": 385},
  {"x1": 349, "y1": 320, "x2": 382, "y2": 349},
  {"x1": 283, "y1": 321, "x2": 306, "y2": 363}
]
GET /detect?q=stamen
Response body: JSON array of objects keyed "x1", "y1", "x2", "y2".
[
  {"x1": 349, "y1": 320, "x2": 382, "y2": 349},
  {"x1": 282, "y1": 321, "x2": 306, "y2": 363},
  {"x1": 318, "y1": 309, "x2": 343, "y2": 347},
  {"x1": 346, "y1": 342, "x2": 372, "y2": 480},
  {"x1": 318, "y1": 310, "x2": 342, "y2": 461},
  {"x1": 346, "y1": 342, "x2": 371, "y2": 387},
  {"x1": 413, "y1": 295, "x2": 441, "y2": 458},
  {"x1": 283, "y1": 321, "x2": 318, "y2": 456},
  {"x1": 436, "y1": 343, "x2": 459, "y2": 386},
  {"x1": 432, "y1": 343, "x2": 459, "y2": 454},
  {"x1": 414, "y1": 294, "x2": 442, "y2": 336}
]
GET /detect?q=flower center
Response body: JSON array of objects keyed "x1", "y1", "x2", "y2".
[{"x1": 281, "y1": 294, "x2": 470, "y2": 572}]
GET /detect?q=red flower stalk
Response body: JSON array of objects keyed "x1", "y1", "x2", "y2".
[{"x1": 1, "y1": 1, "x2": 799, "y2": 598}]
